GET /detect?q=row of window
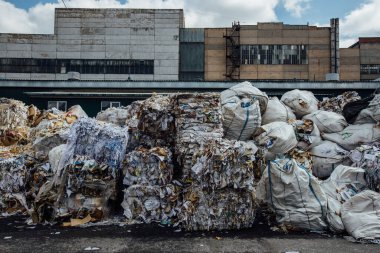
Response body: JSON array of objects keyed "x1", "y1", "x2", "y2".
[
  {"x1": 360, "y1": 64, "x2": 380, "y2": 75},
  {"x1": 48, "y1": 101, "x2": 121, "y2": 111},
  {"x1": 0, "y1": 58, "x2": 154, "y2": 74},
  {"x1": 241, "y1": 45, "x2": 308, "y2": 65}
]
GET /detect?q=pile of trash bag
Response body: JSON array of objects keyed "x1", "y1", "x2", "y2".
[{"x1": 1, "y1": 82, "x2": 380, "y2": 241}]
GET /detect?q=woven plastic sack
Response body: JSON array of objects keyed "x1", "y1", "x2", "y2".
[
  {"x1": 281, "y1": 89, "x2": 319, "y2": 118},
  {"x1": 262, "y1": 97, "x2": 296, "y2": 125},
  {"x1": 303, "y1": 110, "x2": 348, "y2": 133},
  {"x1": 354, "y1": 94, "x2": 380, "y2": 124}
]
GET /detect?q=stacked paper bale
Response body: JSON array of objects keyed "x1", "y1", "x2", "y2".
[{"x1": 173, "y1": 93, "x2": 258, "y2": 230}]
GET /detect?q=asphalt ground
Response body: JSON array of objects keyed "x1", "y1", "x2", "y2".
[{"x1": 0, "y1": 212, "x2": 379, "y2": 253}]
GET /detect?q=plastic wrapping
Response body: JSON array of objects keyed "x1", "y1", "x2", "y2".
[
  {"x1": 179, "y1": 185, "x2": 256, "y2": 231},
  {"x1": 257, "y1": 158, "x2": 328, "y2": 231},
  {"x1": 121, "y1": 184, "x2": 181, "y2": 224},
  {"x1": 349, "y1": 143, "x2": 380, "y2": 192},
  {"x1": 303, "y1": 110, "x2": 348, "y2": 133},
  {"x1": 261, "y1": 97, "x2": 296, "y2": 125},
  {"x1": 310, "y1": 141, "x2": 350, "y2": 179},
  {"x1": 96, "y1": 107, "x2": 129, "y2": 126},
  {"x1": 341, "y1": 190, "x2": 380, "y2": 240},
  {"x1": 281, "y1": 89, "x2": 319, "y2": 118},
  {"x1": 255, "y1": 122, "x2": 298, "y2": 155},
  {"x1": 321, "y1": 124, "x2": 380, "y2": 151},
  {"x1": 123, "y1": 147, "x2": 173, "y2": 186},
  {"x1": 320, "y1": 91, "x2": 361, "y2": 114}
]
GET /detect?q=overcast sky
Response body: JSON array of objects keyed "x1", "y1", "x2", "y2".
[{"x1": 0, "y1": 0, "x2": 379, "y2": 47}]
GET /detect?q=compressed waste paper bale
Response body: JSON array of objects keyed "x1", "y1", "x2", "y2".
[
  {"x1": 189, "y1": 139, "x2": 258, "y2": 191},
  {"x1": 122, "y1": 184, "x2": 181, "y2": 224},
  {"x1": 0, "y1": 156, "x2": 29, "y2": 215},
  {"x1": 310, "y1": 141, "x2": 350, "y2": 179},
  {"x1": 290, "y1": 119, "x2": 322, "y2": 150},
  {"x1": 257, "y1": 158, "x2": 328, "y2": 231},
  {"x1": 321, "y1": 124, "x2": 380, "y2": 151},
  {"x1": 25, "y1": 162, "x2": 54, "y2": 204},
  {"x1": 222, "y1": 98, "x2": 261, "y2": 141},
  {"x1": 123, "y1": 147, "x2": 173, "y2": 186},
  {"x1": 319, "y1": 91, "x2": 361, "y2": 115},
  {"x1": 349, "y1": 143, "x2": 380, "y2": 192},
  {"x1": 354, "y1": 94, "x2": 380, "y2": 124},
  {"x1": 33, "y1": 156, "x2": 117, "y2": 223},
  {"x1": 173, "y1": 93, "x2": 224, "y2": 181},
  {"x1": 303, "y1": 110, "x2": 348, "y2": 133},
  {"x1": 341, "y1": 190, "x2": 380, "y2": 240},
  {"x1": 0, "y1": 98, "x2": 28, "y2": 130},
  {"x1": 321, "y1": 165, "x2": 367, "y2": 233},
  {"x1": 280, "y1": 89, "x2": 319, "y2": 118},
  {"x1": 96, "y1": 107, "x2": 129, "y2": 126},
  {"x1": 60, "y1": 117, "x2": 128, "y2": 174},
  {"x1": 221, "y1": 81, "x2": 268, "y2": 114},
  {"x1": 261, "y1": 97, "x2": 296, "y2": 125},
  {"x1": 254, "y1": 122, "x2": 298, "y2": 155},
  {"x1": 179, "y1": 185, "x2": 256, "y2": 231}
]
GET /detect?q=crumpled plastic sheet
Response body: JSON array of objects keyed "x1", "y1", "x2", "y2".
[
  {"x1": 122, "y1": 184, "x2": 181, "y2": 224},
  {"x1": 96, "y1": 107, "x2": 130, "y2": 126},
  {"x1": 125, "y1": 95, "x2": 175, "y2": 150},
  {"x1": 189, "y1": 139, "x2": 258, "y2": 191},
  {"x1": 319, "y1": 91, "x2": 361, "y2": 114},
  {"x1": 123, "y1": 147, "x2": 173, "y2": 186},
  {"x1": 290, "y1": 119, "x2": 322, "y2": 150},
  {"x1": 349, "y1": 143, "x2": 380, "y2": 192},
  {"x1": 0, "y1": 156, "x2": 29, "y2": 215},
  {"x1": 173, "y1": 93, "x2": 224, "y2": 181},
  {"x1": 33, "y1": 155, "x2": 117, "y2": 223},
  {"x1": 178, "y1": 185, "x2": 256, "y2": 231}
]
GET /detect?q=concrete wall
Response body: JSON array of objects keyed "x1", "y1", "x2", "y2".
[
  {"x1": 340, "y1": 48, "x2": 360, "y2": 81},
  {"x1": 204, "y1": 23, "x2": 332, "y2": 81},
  {"x1": 0, "y1": 8, "x2": 183, "y2": 81}
]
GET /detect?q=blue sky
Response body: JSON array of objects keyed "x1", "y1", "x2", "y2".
[{"x1": 0, "y1": 0, "x2": 379, "y2": 47}]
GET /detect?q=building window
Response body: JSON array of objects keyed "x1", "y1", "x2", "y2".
[
  {"x1": 48, "y1": 101, "x2": 67, "y2": 111},
  {"x1": 0, "y1": 58, "x2": 154, "y2": 75},
  {"x1": 361, "y1": 64, "x2": 380, "y2": 74},
  {"x1": 241, "y1": 45, "x2": 307, "y2": 65},
  {"x1": 101, "y1": 101, "x2": 120, "y2": 111}
]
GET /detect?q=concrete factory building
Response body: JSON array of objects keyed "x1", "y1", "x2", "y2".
[{"x1": 0, "y1": 8, "x2": 379, "y2": 82}]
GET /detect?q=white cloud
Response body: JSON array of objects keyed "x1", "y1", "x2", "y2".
[
  {"x1": 340, "y1": 0, "x2": 380, "y2": 48},
  {"x1": 0, "y1": 0, "x2": 280, "y2": 34},
  {"x1": 282, "y1": 0, "x2": 310, "y2": 18}
]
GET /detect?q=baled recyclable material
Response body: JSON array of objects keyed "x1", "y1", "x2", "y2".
[
  {"x1": 179, "y1": 185, "x2": 256, "y2": 231},
  {"x1": 310, "y1": 141, "x2": 350, "y2": 178},
  {"x1": 303, "y1": 110, "x2": 348, "y2": 133},
  {"x1": 222, "y1": 98, "x2": 261, "y2": 141},
  {"x1": 221, "y1": 81, "x2": 268, "y2": 114},
  {"x1": 290, "y1": 119, "x2": 322, "y2": 150},
  {"x1": 280, "y1": 89, "x2": 319, "y2": 118},
  {"x1": 320, "y1": 91, "x2": 361, "y2": 114},
  {"x1": 349, "y1": 144, "x2": 380, "y2": 192},
  {"x1": 0, "y1": 98, "x2": 28, "y2": 130},
  {"x1": 341, "y1": 190, "x2": 380, "y2": 240},
  {"x1": 96, "y1": 107, "x2": 129, "y2": 126},
  {"x1": 321, "y1": 124, "x2": 380, "y2": 151},
  {"x1": 321, "y1": 165, "x2": 367, "y2": 233},
  {"x1": 123, "y1": 147, "x2": 173, "y2": 186},
  {"x1": 122, "y1": 184, "x2": 181, "y2": 223},
  {"x1": 189, "y1": 139, "x2": 258, "y2": 191},
  {"x1": 257, "y1": 158, "x2": 328, "y2": 231},
  {"x1": 354, "y1": 94, "x2": 380, "y2": 124},
  {"x1": 261, "y1": 97, "x2": 296, "y2": 125},
  {"x1": 254, "y1": 122, "x2": 298, "y2": 155}
]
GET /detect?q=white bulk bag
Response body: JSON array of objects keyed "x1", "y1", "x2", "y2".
[
  {"x1": 257, "y1": 158, "x2": 327, "y2": 231},
  {"x1": 303, "y1": 110, "x2": 348, "y2": 133},
  {"x1": 310, "y1": 141, "x2": 350, "y2": 178},
  {"x1": 281, "y1": 89, "x2": 319, "y2": 118},
  {"x1": 354, "y1": 94, "x2": 380, "y2": 124},
  {"x1": 262, "y1": 97, "x2": 296, "y2": 125},
  {"x1": 341, "y1": 190, "x2": 380, "y2": 240},
  {"x1": 321, "y1": 124, "x2": 380, "y2": 151}
]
